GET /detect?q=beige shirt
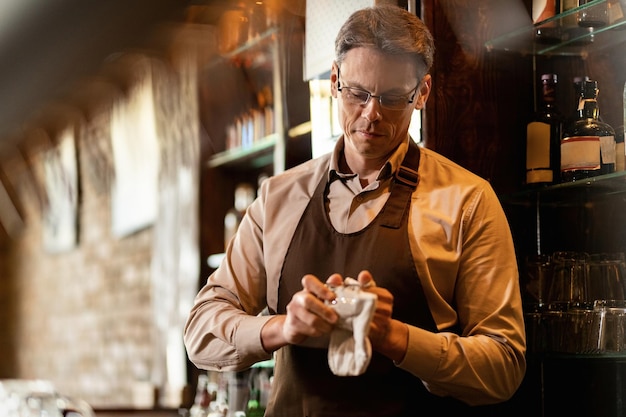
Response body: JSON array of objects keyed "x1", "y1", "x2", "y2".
[{"x1": 184, "y1": 137, "x2": 526, "y2": 406}]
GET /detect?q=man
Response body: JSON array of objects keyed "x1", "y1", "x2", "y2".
[{"x1": 185, "y1": 4, "x2": 526, "y2": 416}]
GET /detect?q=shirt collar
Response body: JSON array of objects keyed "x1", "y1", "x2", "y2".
[{"x1": 328, "y1": 135, "x2": 411, "y2": 182}]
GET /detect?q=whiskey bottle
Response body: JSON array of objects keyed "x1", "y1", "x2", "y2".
[
  {"x1": 526, "y1": 73, "x2": 563, "y2": 185},
  {"x1": 533, "y1": 0, "x2": 560, "y2": 42},
  {"x1": 561, "y1": 80, "x2": 616, "y2": 182}
]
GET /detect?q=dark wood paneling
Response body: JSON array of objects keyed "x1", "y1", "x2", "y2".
[{"x1": 422, "y1": 0, "x2": 533, "y2": 195}]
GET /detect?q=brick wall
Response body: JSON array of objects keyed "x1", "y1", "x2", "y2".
[{"x1": 0, "y1": 47, "x2": 200, "y2": 409}]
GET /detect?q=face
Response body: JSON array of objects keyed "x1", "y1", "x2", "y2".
[{"x1": 330, "y1": 47, "x2": 431, "y2": 166}]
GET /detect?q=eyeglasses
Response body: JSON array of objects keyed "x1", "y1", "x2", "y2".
[{"x1": 337, "y1": 67, "x2": 419, "y2": 111}]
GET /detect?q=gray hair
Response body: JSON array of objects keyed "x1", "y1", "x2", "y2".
[{"x1": 335, "y1": 5, "x2": 435, "y2": 76}]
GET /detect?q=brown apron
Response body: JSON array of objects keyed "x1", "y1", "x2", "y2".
[
  {"x1": 266, "y1": 142, "x2": 436, "y2": 417},
  {"x1": 266, "y1": 142, "x2": 503, "y2": 416}
]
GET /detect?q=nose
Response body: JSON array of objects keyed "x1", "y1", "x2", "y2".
[{"x1": 362, "y1": 95, "x2": 382, "y2": 122}]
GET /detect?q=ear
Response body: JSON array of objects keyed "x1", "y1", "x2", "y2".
[
  {"x1": 330, "y1": 61, "x2": 339, "y2": 98},
  {"x1": 412, "y1": 74, "x2": 432, "y2": 110}
]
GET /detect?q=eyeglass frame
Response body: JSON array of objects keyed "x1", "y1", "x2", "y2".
[{"x1": 336, "y1": 67, "x2": 421, "y2": 111}]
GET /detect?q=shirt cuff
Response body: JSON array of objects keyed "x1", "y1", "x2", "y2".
[
  {"x1": 395, "y1": 324, "x2": 442, "y2": 380},
  {"x1": 236, "y1": 314, "x2": 275, "y2": 364}
]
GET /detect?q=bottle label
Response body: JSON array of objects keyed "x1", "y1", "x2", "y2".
[
  {"x1": 617, "y1": 141, "x2": 626, "y2": 171},
  {"x1": 599, "y1": 135, "x2": 617, "y2": 164},
  {"x1": 526, "y1": 121, "x2": 553, "y2": 183},
  {"x1": 609, "y1": 0, "x2": 625, "y2": 24},
  {"x1": 533, "y1": 0, "x2": 556, "y2": 23},
  {"x1": 561, "y1": 0, "x2": 580, "y2": 28},
  {"x1": 561, "y1": 135, "x2": 601, "y2": 171}
]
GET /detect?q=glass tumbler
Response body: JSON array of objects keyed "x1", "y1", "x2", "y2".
[
  {"x1": 578, "y1": 0, "x2": 608, "y2": 27},
  {"x1": 523, "y1": 254, "x2": 552, "y2": 308},
  {"x1": 587, "y1": 253, "x2": 626, "y2": 302},
  {"x1": 547, "y1": 251, "x2": 590, "y2": 305},
  {"x1": 561, "y1": 307, "x2": 596, "y2": 353},
  {"x1": 592, "y1": 300, "x2": 626, "y2": 353}
]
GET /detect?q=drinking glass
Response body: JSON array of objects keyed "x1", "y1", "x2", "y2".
[
  {"x1": 591, "y1": 300, "x2": 626, "y2": 353},
  {"x1": 587, "y1": 253, "x2": 626, "y2": 302},
  {"x1": 523, "y1": 254, "x2": 552, "y2": 308},
  {"x1": 562, "y1": 307, "x2": 596, "y2": 353},
  {"x1": 547, "y1": 251, "x2": 590, "y2": 305},
  {"x1": 542, "y1": 307, "x2": 566, "y2": 352},
  {"x1": 0, "y1": 379, "x2": 94, "y2": 417},
  {"x1": 578, "y1": 0, "x2": 608, "y2": 27},
  {"x1": 524, "y1": 311, "x2": 544, "y2": 353}
]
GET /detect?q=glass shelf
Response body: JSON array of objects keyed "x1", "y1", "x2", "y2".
[
  {"x1": 207, "y1": 133, "x2": 277, "y2": 170},
  {"x1": 500, "y1": 170, "x2": 626, "y2": 205},
  {"x1": 485, "y1": 0, "x2": 626, "y2": 56},
  {"x1": 206, "y1": 27, "x2": 279, "y2": 70},
  {"x1": 223, "y1": 27, "x2": 278, "y2": 57},
  {"x1": 541, "y1": 352, "x2": 626, "y2": 360}
]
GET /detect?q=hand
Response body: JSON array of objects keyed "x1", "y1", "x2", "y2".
[
  {"x1": 281, "y1": 274, "x2": 340, "y2": 345},
  {"x1": 356, "y1": 270, "x2": 409, "y2": 363},
  {"x1": 261, "y1": 274, "x2": 340, "y2": 352}
]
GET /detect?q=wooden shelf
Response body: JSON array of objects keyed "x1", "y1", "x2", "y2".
[{"x1": 207, "y1": 133, "x2": 277, "y2": 170}]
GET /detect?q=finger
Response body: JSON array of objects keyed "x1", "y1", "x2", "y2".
[
  {"x1": 292, "y1": 287, "x2": 338, "y2": 323},
  {"x1": 287, "y1": 293, "x2": 337, "y2": 330},
  {"x1": 357, "y1": 270, "x2": 376, "y2": 288},
  {"x1": 302, "y1": 274, "x2": 336, "y2": 300},
  {"x1": 325, "y1": 273, "x2": 344, "y2": 288},
  {"x1": 283, "y1": 311, "x2": 330, "y2": 343}
]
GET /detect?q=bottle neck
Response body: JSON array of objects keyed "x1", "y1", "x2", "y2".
[
  {"x1": 540, "y1": 82, "x2": 556, "y2": 108},
  {"x1": 577, "y1": 98, "x2": 600, "y2": 119}
]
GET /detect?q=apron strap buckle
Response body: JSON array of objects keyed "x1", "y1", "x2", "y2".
[{"x1": 395, "y1": 165, "x2": 419, "y2": 189}]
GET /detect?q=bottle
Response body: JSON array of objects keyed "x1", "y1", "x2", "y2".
[
  {"x1": 224, "y1": 183, "x2": 256, "y2": 249},
  {"x1": 561, "y1": 80, "x2": 616, "y2": 182},
  {"x1": 246, "y1": 389, "x2": 264, "y2": 417},
  {"x1": 579, "y1": 0, "x2": 608, "y2": 27},
  {"x1": 561, "y1": 0, "x2": 580, "y2": 29},
  {"x1": 189, "y1": 374, "x2": 212, "y2": 417},
  {"x1": 573, "y1": 75, "x2": 590, "y2": 105},
  {"x1": 560, "y1": 0, "x2": 595, "y2": 43},
  {"x1": 612, "y1": 72, "x2": 626, "y2": 173},
  {"x1": 533, "y1": 0, "x2": 556, "y2": 22},
  {"x1": 559, "y1": 0, "x2": 595, "y2": 45},
  {"x1": 562, "y1": 75, "x2": 590, "y2": 131},
  {"x1": 533, "y1": 0, "x2": 560, "y2": 42},
  {"x1": 615, "y1": 126, "x2": 625, "y2": 171},
  {"x1": 608, "y1": 0, "x2": 626, "y2": 25},
  {"x1": 526, "y1": 73, "x2": 563, "y2": 185}
]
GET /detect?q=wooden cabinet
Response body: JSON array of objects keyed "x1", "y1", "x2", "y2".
[
  {"x1": 486, "y1": 1, "x2": 626, "y2": 416},
  {"x1": 486, "y1": 0, "x2": 626, "y2": 259}
]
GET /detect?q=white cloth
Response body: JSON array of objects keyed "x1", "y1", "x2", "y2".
[{"x1": 327, "y1": 279, "x2": 377, "y2": 376}]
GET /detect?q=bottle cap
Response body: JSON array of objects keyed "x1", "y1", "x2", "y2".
[
  {"x1": 582, "y1": 80, "x2": 598, "y2": 98},
  {"x1": 573, "y1": 76, "x2": 591, "y2": 95},
  {"x1": 573, "y1": 75, "x2": 590, "y2": 84},
  {"x1": 541, "y1": 73, "x2": 557, "y2": 83}
]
